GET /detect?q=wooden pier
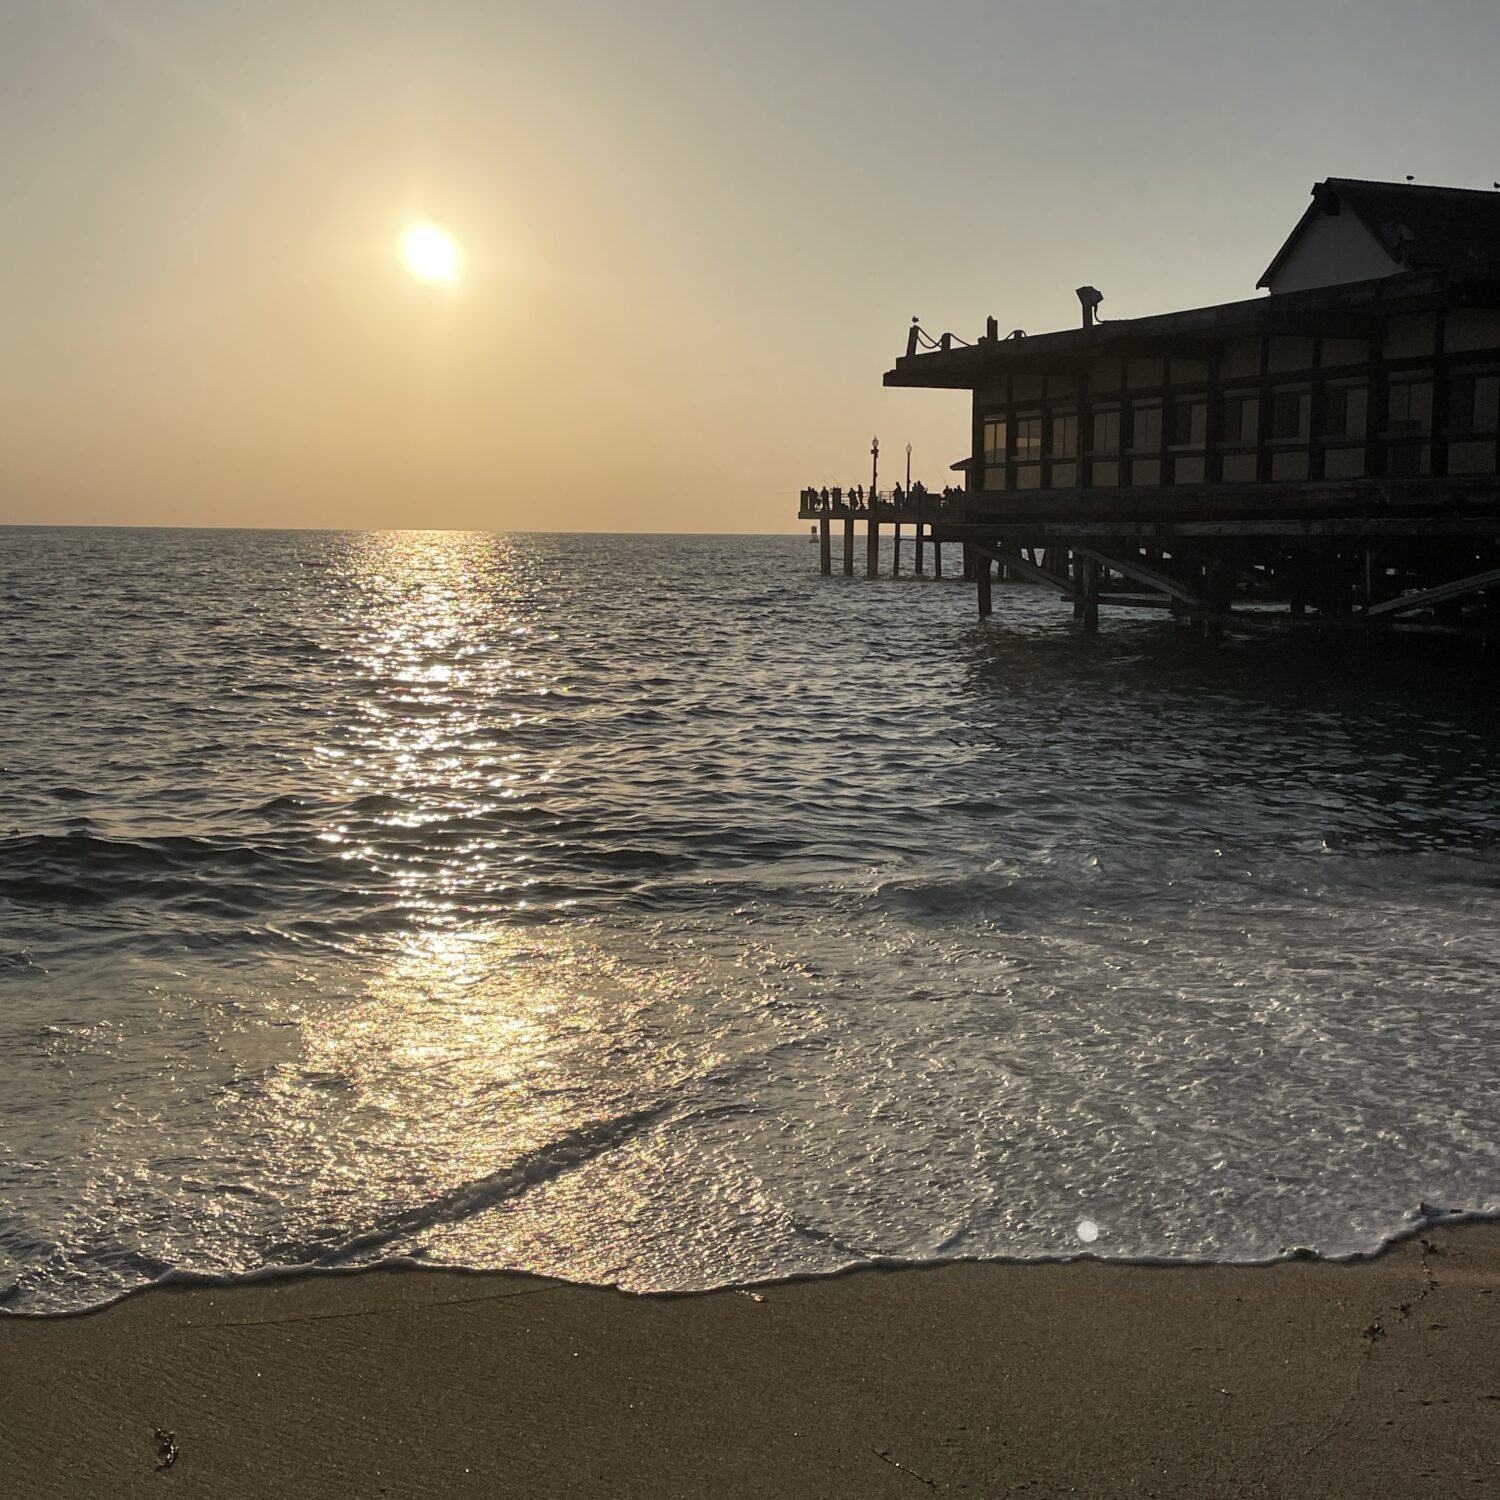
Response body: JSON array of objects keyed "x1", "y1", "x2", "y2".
[
  {"x1": 800, "y1": 220, "x2": 1500, "y2": 638},
  {"x1": 800, "y1": 478, "x2": 1500, "y2": 636}
]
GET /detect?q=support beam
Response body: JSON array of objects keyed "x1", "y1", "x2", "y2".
[
  {"x1": 1073, "y1": 547, "x2": 1206, "y2": 610},
  {"x1": 843, "y1": 517, "x2": 854, "y2": 576},
  {"x1": 1362, "y1": 565, "x2": 1500, "y2": 619},
  {"x1": 891, "y1": 521, "x2": 902, "y2": 577},
  {"x1": 915, "y1": 524, "x2": 926, "y2": 574},
  {"x1": 970, "y1": 543, "x2": 1079, "y2": 599},
  {"x1": 1081, "y1": 556, "x2": 1100, "y2": 633},
  {"x1": 933, "y1": 539, "x2": 943, "y2": 578},
  {"x1": 818, "y1": 518, "x2": 831, "y2": 576},
  {"x1": 867, "y1": 518, "x2": 880, "y2": 579},
  {"x1": 976, "y1": 551, "x2": 993, "y2": 618}
]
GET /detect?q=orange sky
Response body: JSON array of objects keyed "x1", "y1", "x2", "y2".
[{"x1": 3, "y1": 1, "x2": 1498, "y2": 532}]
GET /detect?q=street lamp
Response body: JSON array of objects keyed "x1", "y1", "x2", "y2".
[
  {"x1": 906, "y1": 443, "x2": 912, "y2": 494},
  {"x1": 871, "y1": 437, "x2": 879, "y2": 500}
]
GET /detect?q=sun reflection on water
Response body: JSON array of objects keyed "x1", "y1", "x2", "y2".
[
  {"x1": 266, "y1": 919, "x2": 719, "y2": 1274},
  {"x1": 317, "y1": 530, "x2": 560, "y2": 928}
]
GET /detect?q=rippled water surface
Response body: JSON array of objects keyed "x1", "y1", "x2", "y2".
[{"x1": 3, "y1": 526, "x2": 1500, "y2": 1313}]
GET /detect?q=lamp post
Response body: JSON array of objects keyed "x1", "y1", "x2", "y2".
[
  {"x1": 870, "y1": 436, "x2": 879, "y2": 500},
  {"x1": 906, "y1": 443, "x2": 912, "y2": 493}
]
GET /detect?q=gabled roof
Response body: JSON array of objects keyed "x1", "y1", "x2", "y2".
[{"x1": 1258, "y1": 178, "x2": 1500, "y2": 290}]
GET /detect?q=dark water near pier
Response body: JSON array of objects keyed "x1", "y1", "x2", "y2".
[{"x1": 3, "y1": 526, "x2": 1500, "y2": 1313}]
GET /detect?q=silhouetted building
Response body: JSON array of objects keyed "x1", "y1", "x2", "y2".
[{"x1": 885, "y1": 180, "x2": 1500, "y2": 501}]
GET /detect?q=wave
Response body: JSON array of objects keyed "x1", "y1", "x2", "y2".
[{"x1": 4, "y1": 1200, "x2": 1494, "y2": 1320}]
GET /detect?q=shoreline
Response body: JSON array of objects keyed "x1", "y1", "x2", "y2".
[
  {"x1": 3, "y1": 1224, "x2": 1498, "y2": 1497},
  {"x1": 6, "y1": 1207, "x2": 1498, "y2": 1324}
]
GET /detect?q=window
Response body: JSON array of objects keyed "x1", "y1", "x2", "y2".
[
  {"x1": 1386, "y1": 443, "x2": 1431, "y2": 477},
  {"x1": 1049, "y1": 411, "x2": 1078, "y2": 459},
  {"x1": 1220, "y1": 339, "x2": 1261, "y2": 380},
  {"x1": 1319, "y1": 338, "x2": 1369, "y2": 367},
  {"x1": 1221, "y1": 394, "x2": 1258, "y2": 445},
  {"x1": 1447, "y1": 440, "x2": 1495, "y2": 475},
  {"x1": 1169, "y1": 358, "x2": 1209, "y2": 385},
  {"x1": 1447, "y1": 375, "x2": 1500, "y2": 431},
  {"x1": 1014, "y1": 413, "x2": 1042, "y2": 461},
  {"x1": 1130, "y1": 404, "x2": 1162, "y2": 452},
  {"x1": 1445, "y1": 311, "x2": 1500, "y2": 354},
  {"x1": 1091, "y1": 409, "x2": 1120, "y2": 454},
  {"x1": 982, "y1": 416, "x2": 1007, "y2": 490},
  {"x1": 1324, "y1": 384, "x2": 1368, "y2": 440},
  {"x1": 1169, "y1": 399, "x2": 1206, "y2": 448},
  {"x1": 1384, "y1": 315, "x2": 1436, "y2": 359},
  {"x1": 1270, "y1": 390, "x2": 1309, "y2": 441},
  {"x1": 1387, "y1": 381, "x2": 1433, "y2": 433},
  {"x1": 1268, "y1": 337, "x2": 1314, "y2": 373}
]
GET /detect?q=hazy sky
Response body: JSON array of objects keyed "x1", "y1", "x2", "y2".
[{"x1": 2, "y1": 0, "x2": 1498, "y2": 532}]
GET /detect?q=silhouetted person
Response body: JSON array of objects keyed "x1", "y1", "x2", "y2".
[{"x1": 893, "y1": 482, "x2": 904, "y2": 504}]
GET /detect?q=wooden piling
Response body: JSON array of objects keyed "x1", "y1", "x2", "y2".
[
  {"x1": 866, "y1": 517, "x2": 880, "y2": 579},
  {"x1": 842, "y1": 518, "x2": 854, "y2": 575},
  {"x1": 933, "y1": 538, "x2": 943, "y2": 579},
  {"x1": 1081, "y1": 556, "x2": 1099, "y2": 633},
  {"x1": 818, "y1": 518, "x2": 831, "y2": 576},
  {"x1": 915, "y1": 524, "x2": 926, "y2": 574},
  {"x1": 892, "y1": 522, "x2": 902, "y2": 577},
  {"x1": 976, "y1": 550, "x2": 993, "y2": 617}
]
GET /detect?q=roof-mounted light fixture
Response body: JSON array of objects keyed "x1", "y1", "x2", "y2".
[{"x1": 1076, "y1": 285, "x2": 1104, "y2": 329}]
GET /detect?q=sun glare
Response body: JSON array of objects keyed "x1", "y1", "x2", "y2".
[{"x1": 401, "y1": 222, "x2": 462, "y2": 285}]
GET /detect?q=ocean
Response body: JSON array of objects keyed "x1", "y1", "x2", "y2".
[{"x1": 3, "y1": 525, "x2": 1499, "y2": 1315}]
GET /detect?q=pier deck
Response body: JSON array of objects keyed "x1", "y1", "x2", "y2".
[{"x1": 799, "y1": 478, "x2": 1500, "y2": 634}]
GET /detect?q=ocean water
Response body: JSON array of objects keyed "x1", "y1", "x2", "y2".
[{"x1": 3, "y1": 526, "x2": 1500, "y2": 1315}]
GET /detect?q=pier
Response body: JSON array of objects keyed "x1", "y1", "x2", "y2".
[{"x1": 800, "y1": 179, "x2": 1500, "y2": 638}]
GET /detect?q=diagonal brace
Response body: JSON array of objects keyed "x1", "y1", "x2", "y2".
[
  {"x1": 971, "y1": 543, "x2": 1079, "y2": 599},
  {"x1": 1362, "y1": 564, "x2": 1500, "y2": 619},
  {"x1": 1073, "y1": 546, "x2": 1205, "y2": 609}
]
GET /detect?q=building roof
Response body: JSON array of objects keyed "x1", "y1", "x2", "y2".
[
  {"x1": 883, "y1": 257, "x2": 1500, "y2": 391},
  {"x1": 1257, "y1": 178, "x2": 1500, "y2": 290}
]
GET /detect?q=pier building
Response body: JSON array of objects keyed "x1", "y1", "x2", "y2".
[{"x1": 801, "y1": 179, "x2": 1500, "y2": 634}]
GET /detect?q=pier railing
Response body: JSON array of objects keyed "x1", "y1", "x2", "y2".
[{"x1": 798, "y1": 487, "x2": 963, "y2": 519}]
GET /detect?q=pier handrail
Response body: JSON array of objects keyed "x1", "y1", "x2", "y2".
[{"x1": 799, "y1": 486, "x2": 962, "y2": 516}]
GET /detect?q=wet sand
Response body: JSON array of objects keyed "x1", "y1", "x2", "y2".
[{"x1": 2, "y1": 1223, "x2": 1498, "y2": 1498}]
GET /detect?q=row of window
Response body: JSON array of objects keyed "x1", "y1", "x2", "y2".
[{"x1": 980, "y1": 375, "x2": 1500, "y2": 489}]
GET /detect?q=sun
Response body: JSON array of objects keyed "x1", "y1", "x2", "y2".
[{"x1": 401, "y1": 222, "x2": 462, "y2": 285}]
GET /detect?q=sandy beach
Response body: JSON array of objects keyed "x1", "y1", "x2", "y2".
[{"x1": 1, "y1": 1222, "x2": 1496, "y2": 1498}]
